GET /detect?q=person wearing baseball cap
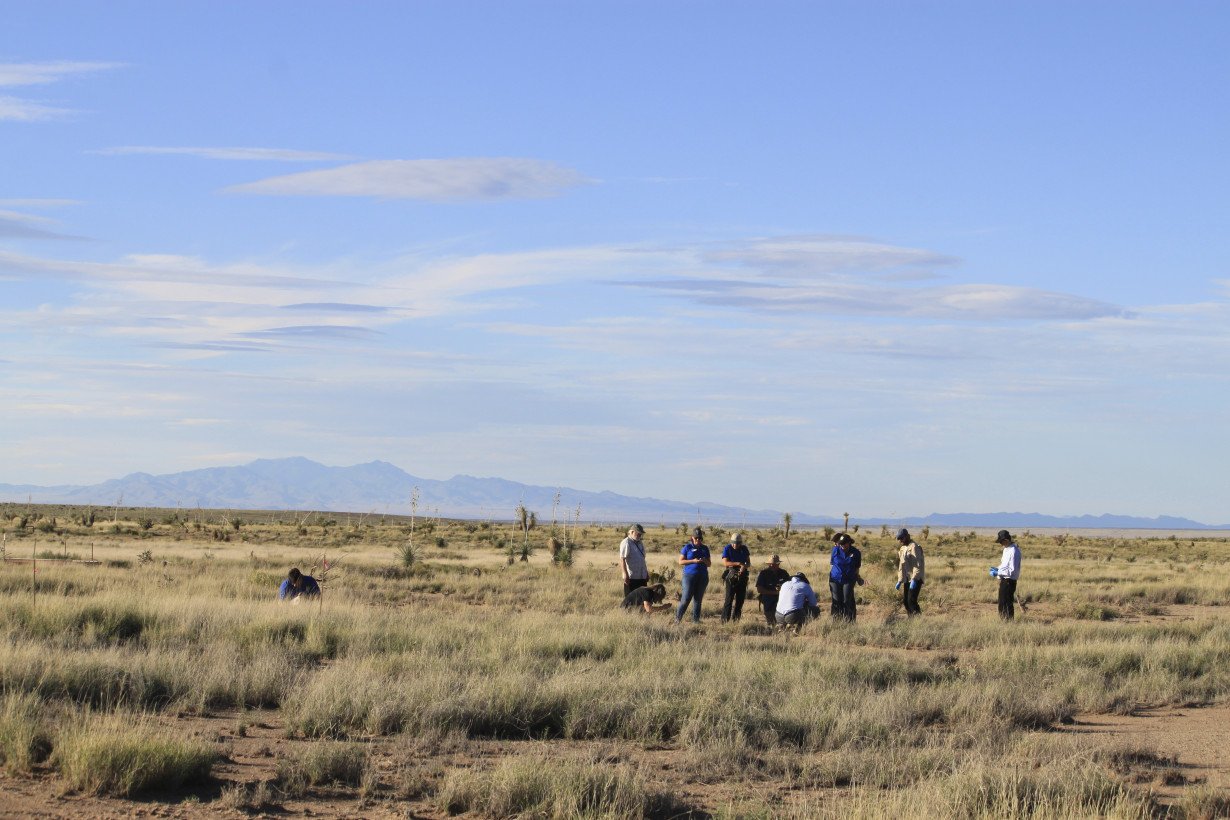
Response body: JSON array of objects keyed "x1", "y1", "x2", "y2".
[
  {"x1": 720, "y1": 532, "x2": 752, "y2": 622},
  {"x1": 754, "y1": 554, "x2": 791, "y2": 627},
  {"x1": 894, "y1": 528, "x2": 925, "y2": 617},
  {"x1": 775, "y1": 571, "x2": 820, "y2": 634},
  {"x1": 988, "y1": 530, "x2": 1022, "y2": 619},
  {"x1": 619, "y1": 524, "x2": 649, "y2": 598},
  {"x1": 674, "y1": 527, "x2": 712, "y2": 623}
]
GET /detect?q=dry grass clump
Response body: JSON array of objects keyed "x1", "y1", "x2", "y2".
[
  {"x1": 0, "y1": 692, "x2": 54, "y2": 773},
  {"x1": 276, "y1": 740, "x2": 369, "y2": 795},
  {"x1": 54, "y1": 713, "x2": 215, "y2": 796},
  {"x1": 437, "y1": 752, "x2": 690, "y2": 819}
]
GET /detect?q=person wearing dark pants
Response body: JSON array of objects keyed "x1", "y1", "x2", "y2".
[
  {"x1": 754, "y1": 554, "x2": 791, "y2": 627},
  {"x1": 895, "y1": 528, "x2": 925, "y2": 617},
  {"x1": 989, "y1": 529, "x2": 1022, "y2": 620},
  {"x1": 829, "y1": 533, "x2": 863, "y2": 621},
  {"x1": 720, "y1": 532, "x2": 752, "y2": 622},
  {"x1": 675, "y1": 528, "x2": 712, "y2": 623},
  {"x1": 775, "y1": 572, "x2": 820, "y2": 634},
  {"x1": 619, "y1": 524, "x2": 649, "y2": 598}
]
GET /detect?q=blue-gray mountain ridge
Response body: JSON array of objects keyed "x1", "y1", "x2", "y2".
[{"x1": 0, "y1": 457, "x2": 1222, "y2": 529}]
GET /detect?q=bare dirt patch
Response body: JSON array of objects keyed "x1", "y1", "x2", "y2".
[{"x1": 1060, "y1": 704, "x2": 1230, "y2": 804}]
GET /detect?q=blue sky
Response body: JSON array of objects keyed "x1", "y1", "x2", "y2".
[{"x1": 2, "y1": 1, "x2": 1228, "y2": 522}]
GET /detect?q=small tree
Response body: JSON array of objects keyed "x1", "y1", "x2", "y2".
[{"x1": 782, "y1": 513, "x2": 793, "y2": 547}]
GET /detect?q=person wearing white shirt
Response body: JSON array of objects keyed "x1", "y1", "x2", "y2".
[
  {"x1": 619, "y1": 524, "x2": 649, "y2": 597},
  {"x1": 775, "y1": 572, "x2": 820, "y2": 633},
  {"x1": 989, "y1": 529, "x2": 1022, "y2": 620}
]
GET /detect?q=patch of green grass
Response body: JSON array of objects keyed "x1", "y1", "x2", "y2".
[{"x1": 54, "y1": 715, "x2": 216, "y2": 796}]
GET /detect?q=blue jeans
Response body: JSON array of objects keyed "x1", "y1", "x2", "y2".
[{"x1": 676, "y1": 573, "x2": 709, "y2": 622}]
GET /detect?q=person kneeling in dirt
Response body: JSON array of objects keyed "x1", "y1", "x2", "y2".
[
  {"x1": 775, "y1": 572, "x2": 820, "y2": 634},
  {"x1": 622, "y1": 583, "x2": 672, "y2": 613},
  {"x1": 278, "y1": 567, "x2": 320, "y2": 602}
]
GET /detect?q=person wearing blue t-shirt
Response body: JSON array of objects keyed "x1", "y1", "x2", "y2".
[
  {"x1": 278, "y1": 567, "x2": 321, "y2": 601},
  {"x1": 829, "y1": 533, "x2": 863, "y2": 621},
  {"x1": 720, "y1": 532, "x2": 752, "y2": 622},
  {"x1": 675, "y1": 527, "x2": 712, "y2": 623}
]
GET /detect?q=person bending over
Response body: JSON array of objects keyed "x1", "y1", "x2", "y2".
[
  {"x1": 775, "y1": 572, "x2": 820, "y2": 634},
  {"x1": 278, "y1": 567, "x2": 320, "y2": 601},
  {"x1": 622, "y1": 583, "x2": 672, "y2": 613}
]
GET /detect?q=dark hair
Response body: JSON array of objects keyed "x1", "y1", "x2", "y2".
[
  {"x1": 288, "y1": 567, "x2": 302, "y2": 581},
  {"x1": 649, "y1": 583, "x2": 667, "y2": 603}
]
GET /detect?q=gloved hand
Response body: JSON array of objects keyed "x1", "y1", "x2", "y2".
[
  {"x1": 989, "y1": 567, "x2": 999, "y2": 578},
  {"x1": 894, "y1": 581, "x2": 902, "y2": 591},
  {"x1": 909, "y1": 580, "x2": 920, "y2": 591}
]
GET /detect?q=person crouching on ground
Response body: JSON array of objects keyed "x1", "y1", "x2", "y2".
[
  {"x1": 775, "y1": 572, "x2": 820, "y2": 634},
  {"x1": 622, "y1": 583, "x2": 672, "y2": 613},
  {"x1": 720, "y1": 532, "x2": 752, "y2": 622},
  {"x1": 619, "y1": 524, "x2": 649, "y2": 597},
  {"x1": 755, "y1": 554, "x2": 791, "y2": 627},
  {"x1": 675, "y1": 527, "x2": 712, "y2": 623},
  {"x1": 895, "y1": 528, "x2": 925, "y2": 617},
  {"x1": 829, "y1": 533, "x2": 863, "y2": 621},
  {"x1": 989, "y1": 529, "x2": 1021, "y2": 620},
  {"x1": 278, "y1": 567, "x2": 320, "y2": 602}
]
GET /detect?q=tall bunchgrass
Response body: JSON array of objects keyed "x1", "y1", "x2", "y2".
[{"x1": 54, "y1": 713, "x2": 215, "y2": 796}]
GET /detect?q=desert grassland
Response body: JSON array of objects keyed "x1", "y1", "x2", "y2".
[{"x1": 2, "y1": 507, "x2": 1230, "y2": 818}]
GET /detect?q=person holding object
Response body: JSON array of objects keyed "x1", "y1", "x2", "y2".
[
  {"x1": 829, "y1": 533, "x2": 863, "y2": 621},
  {"x1": 775, "y1": 571, "x2": 820, "y2": 634},
  {"x1": 619, "y1": 524, "x2": 649, "y2": 597},
  {"x1": 622, "y1": 583, "x2": 672, "y2": 613},
  {"x1": 755, "y1": 554, "x2": 791, "y2": 627},
  {"x1": 720, "y1": 532, "x2": 752, "y2": 622},
  {"x1": 989, "y1": 529, "x2": 1022, "y2": 619},
  {"x1": 895, "y1": 528, "x2": 925, "y2": 617},
  {"x1": 675, "y1": 527, "x2": 712, "y2": 623},
  {"x1": 278, "y1": 567, "x2": 320, "y2": 601}
]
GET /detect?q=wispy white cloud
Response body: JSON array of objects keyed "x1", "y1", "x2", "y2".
[
  {"x1": 0, "y1": 199, "x2": 81, "y2": 208},
  {"x1": 226, "y1": 158, "x2": 591, "y2": 200},
  {"x1": 0, "y1": 60, "x2": 122, "y2": 121},
  {"x1": 0, "y1": 61, "x2": 123, "y2": 87},
  {"x1": 94, "y1": 146, "x2": 353, "y2": 162},
  {"x1": 701, "y1": 235, "x2": 959, "y2": 277},
  {"x1": 0, "y1": 209, "x2": 83, "y2": 240},
  {"x1": 0, "y1": 96, "x2": 69, "y2": 122}
]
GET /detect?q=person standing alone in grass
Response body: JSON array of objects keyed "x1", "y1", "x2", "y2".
[
  {"x1": 619, "y1": 524, "x2": 649, "y2": 597},
  {"x1": 755, "y1": 554, "x2": 791, "y2": 627},
  {"x1": 278, "y1": 567, "x2": 320, "y2": 602},
  {"x1": 675, "y1": 527, "x2": 712, "y2": 623},
  {"x1": 829, "y1": 533, "x2": 863, "y2": 621},
  {"x1": 720, "y1": 532, "x2": 752, "y2": 622},
  {"x1": 895, "y1": 528, "x2": 925, "y2": 617},
  {"x1": 989, "y1": 529, "x2": 1021, "y2": 620}
]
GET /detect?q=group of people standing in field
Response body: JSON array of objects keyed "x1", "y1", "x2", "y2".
[{"x1": 619, "y1": 524, "x2": 1024, "y2": 626}]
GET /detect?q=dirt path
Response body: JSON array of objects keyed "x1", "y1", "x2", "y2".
[{"x1": 1060, "y1": 704, "x2": 1230, "y2": 803}]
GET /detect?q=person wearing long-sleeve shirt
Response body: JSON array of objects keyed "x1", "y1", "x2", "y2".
[
  {"x1": 775, "y1": 573, "x2": 819, "y2": 633},
  {"x1": 989, "y1": 530, "x2": 1022, "y2": 619},
  {"x1": 829, "y1": 533, "x2": 863, "y2": 621},
  {"x1": 895, "y1": 528, "x2": 925, "y2": 617}
]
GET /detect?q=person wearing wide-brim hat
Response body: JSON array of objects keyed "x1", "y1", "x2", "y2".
[
  {"x1": 988, "y1": 529, "x2": 1022, "y2": 620},
  {"x1": 895, "y1": 528, "x2": 925, "y2": 617},
  {"x1": 829, "y1": 532, "x2": 864, "y2": 621},
  {"x1": 754, "y1": 554, "x2": 791, "y2": 627}
]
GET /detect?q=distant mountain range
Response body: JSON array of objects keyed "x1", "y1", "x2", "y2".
[{"x1": 0, "y1": 457, "x2": 1224, "y2": 530}]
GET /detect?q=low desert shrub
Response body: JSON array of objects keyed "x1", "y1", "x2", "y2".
[{"x1": 54, "y1": 714, "x2": 216, "y2": 796}]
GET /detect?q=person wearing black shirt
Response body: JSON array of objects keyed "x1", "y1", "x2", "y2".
[
  {"x1": 621, "y1": 583, "x2": 671, "y2": 613},
  {"x1": 754, "y1": 554, "x2": 791, "y2": 627}
]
